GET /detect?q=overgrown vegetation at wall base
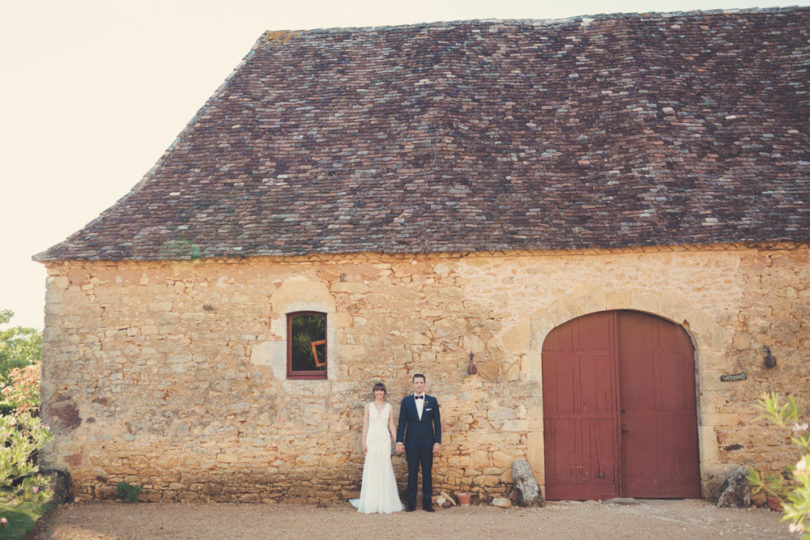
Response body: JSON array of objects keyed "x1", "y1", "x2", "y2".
[
  {"x1": 0, "y1": 412, "x2": 53, "y2": 498},
  {"x1": 748, "y1": 393, "x2": 810, "y2": 538},
  {"x1": 117, "y1": 482, "x2": 143, "y2": 503}
]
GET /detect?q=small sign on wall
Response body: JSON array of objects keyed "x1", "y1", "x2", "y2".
[{"x1": 720, "y1": 372, "x2": 747, "y2": 382}]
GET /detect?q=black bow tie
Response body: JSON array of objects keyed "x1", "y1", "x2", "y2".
[{"x1": 415, "y1": 395, "x2": 424, "y2": 400}]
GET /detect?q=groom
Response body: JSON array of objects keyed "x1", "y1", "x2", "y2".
[{"x1": 396, "y1": 373, "x2": 441, "y2": 512}]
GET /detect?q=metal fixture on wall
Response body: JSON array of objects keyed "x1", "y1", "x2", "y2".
[
  {"x1": 466, "y1": 352, "x2": 477, "y2": 375},
  {"x1": 763, "y1": 346, "x2": 776, "y2": 369}
]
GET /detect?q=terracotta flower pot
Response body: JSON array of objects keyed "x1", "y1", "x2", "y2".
[
  {"x1": 750, "y1": 488, "x2": 767, "y2": 507},
  {"x1": 766, "y1": 495, "x2": 783, "y2": 512},
  {"x1": 457, "y1": 492, "x2": 471, "y2": 506}
]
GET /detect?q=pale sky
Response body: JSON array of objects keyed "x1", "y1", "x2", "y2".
[{"x1": 1, "y1": 0, "x2": 806, "y2": 329}]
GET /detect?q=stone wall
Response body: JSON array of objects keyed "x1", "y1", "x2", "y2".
[{"x1": 39, "y1": 243, "x2": 810, "y2": 502}]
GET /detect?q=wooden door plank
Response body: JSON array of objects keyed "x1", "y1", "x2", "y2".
[
  {"x1": 618, "y1": 311, "x2": 700, "y2": 498},
  {"x1": 543, "y1": 311, "x2": 619, "y2": 500}
]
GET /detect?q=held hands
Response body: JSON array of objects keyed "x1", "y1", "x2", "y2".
[
  {"x1": 393, "y1": 442, "x2": 439, "y2": 454},
  {"x1": 363, "y1": 443, "x2": 368, "y2": 455}
]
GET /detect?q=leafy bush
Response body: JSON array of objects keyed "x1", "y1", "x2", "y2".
[
  {"x1": 0, "y1": 310, "x2": 50, "y2": 538},
  {"x1": 117, "y1": 482, "x2": 143, "y2": 503},
  {"x1": 0, "y1": 412, "x2": 52, "y2": 502},
  {"x1": 748, "y1": 392, "x2": 810, "y2": 538},
  {"x1": 0, "y1": 365, "x2": 41, "y2": 415}
]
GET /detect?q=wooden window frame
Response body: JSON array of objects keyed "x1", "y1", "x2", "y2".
[{"x1": 286, "y1": 311, "x2": 327, "y2": 380}]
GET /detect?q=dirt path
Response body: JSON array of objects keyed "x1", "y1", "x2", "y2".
[{"x1": 28, "y1": 499, "x2": 791, "y2": 539}]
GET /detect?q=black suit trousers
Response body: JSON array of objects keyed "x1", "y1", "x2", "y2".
[{"x1": 405, "y1": 444, "x2": 433, "y2": 507}]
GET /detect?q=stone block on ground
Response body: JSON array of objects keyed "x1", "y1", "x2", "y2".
[
  {"x1": 40, "y1": 468, "x2": 74, "y2": 504},
  {"x1": 512, "y1": 459, "x2": 544, "y2": 507},
  {"x1": 716, "y1": 465, "x2": 751, "y2": 508}
]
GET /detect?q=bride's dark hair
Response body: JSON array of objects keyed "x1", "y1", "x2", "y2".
[{"x1": 372, "y1": 382, "x2": 386, "y2": 396}]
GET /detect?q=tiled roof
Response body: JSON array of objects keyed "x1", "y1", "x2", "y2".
[{"x1": 36, "y1": 8, "x2": 810, "y2": 261}]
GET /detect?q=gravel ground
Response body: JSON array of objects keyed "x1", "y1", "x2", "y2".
[{"x1": 27, "y1": 499, "x2": 791, "y2": 539}]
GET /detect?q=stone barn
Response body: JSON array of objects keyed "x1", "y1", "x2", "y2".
[{"x1": 35, "y1": 8, "x2": 810, "y2": 503}]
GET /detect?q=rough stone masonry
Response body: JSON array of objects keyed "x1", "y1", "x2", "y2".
[{"x1": 39, "y1": 245, "x2": 810, "y2": 502}]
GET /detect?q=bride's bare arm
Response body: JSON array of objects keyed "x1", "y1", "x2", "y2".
[
  {"x1": 388, "y1": 404, "x2": 397, "y2": 442},
  {"x1": 362, "y1": 403, "x2": 370, "y2": 454}
]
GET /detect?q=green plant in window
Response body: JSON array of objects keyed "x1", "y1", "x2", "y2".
[{"x1": 291, "y1": 314, "x2": 326, "y2": 371}]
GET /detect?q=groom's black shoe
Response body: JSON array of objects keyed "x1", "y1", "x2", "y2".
[
  {"x1": 406, "y1": 505, "x2": 416, "y2": 512},
  {"x1": 423, "y1": 506, "x2": 435, "y2": 512}
]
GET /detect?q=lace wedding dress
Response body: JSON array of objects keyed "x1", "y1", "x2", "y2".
[{"x1": 350, "y1": 402, "x2": 404, "y2": 513}]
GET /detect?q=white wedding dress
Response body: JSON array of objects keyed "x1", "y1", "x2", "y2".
[{"x1": 350, "y1": 402, "x2": 404, "y2": 513}]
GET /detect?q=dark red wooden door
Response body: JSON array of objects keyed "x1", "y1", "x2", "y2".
[
  {"x1": 618, "y1": 311, "x2": 700, "y2": 498},
  {"x1": 542, "y1": 310, "x2": 699, "y2": 500},
  {"x1": 542, "y1": 311, "x2": 619, "y2": 500}
]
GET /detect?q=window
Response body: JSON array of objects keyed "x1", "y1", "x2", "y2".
[{"x1": 287, "y1": 311, "x2": 327, "y2": 379}]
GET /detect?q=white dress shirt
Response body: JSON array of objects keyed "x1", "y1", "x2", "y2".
[{"x1": 415, "y1": 393, "x2": 425, "y2": 419}]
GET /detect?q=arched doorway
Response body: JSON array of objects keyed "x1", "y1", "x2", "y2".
[{"x1": 542, "y1": 310, "x2": 700, "y2": 500}]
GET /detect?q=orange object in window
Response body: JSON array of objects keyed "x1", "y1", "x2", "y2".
[{"x1": 311, "y1": 340, "x2": 327, "y2": 367}]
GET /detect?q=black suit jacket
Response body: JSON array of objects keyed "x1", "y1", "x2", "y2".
[{"x1": 396, "y1": 394, "x2": 441, "y2": 449}]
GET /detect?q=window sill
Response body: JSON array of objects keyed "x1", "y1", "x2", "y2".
[{"x1": 287, "y1": 371, "x2": 327, "y2": 381}]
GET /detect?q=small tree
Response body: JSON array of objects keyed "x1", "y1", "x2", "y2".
[
  {"x1": 748, "y1": 392, "x2": 810, "y2": 538},
  {"x1": 0, "y1": 310, "x2": 41, "y2": 381}
]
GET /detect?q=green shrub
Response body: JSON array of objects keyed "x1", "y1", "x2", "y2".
[
  {"x1": 0, "y1": 411, "x2": 52, "y2": 505},
  {"x1": 748, "y1": 392, "x2": 810, "y2": 538},
  {"x1": 0, "y1": 313, "x2": 50, "y2": 539},
  {"x1": 117, "y1": 482, "x2": 143, "y2": 503}
]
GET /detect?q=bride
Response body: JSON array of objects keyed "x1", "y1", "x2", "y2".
[{"x1": 351, "y1": 382, "x2": 404, "y2": 513}]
